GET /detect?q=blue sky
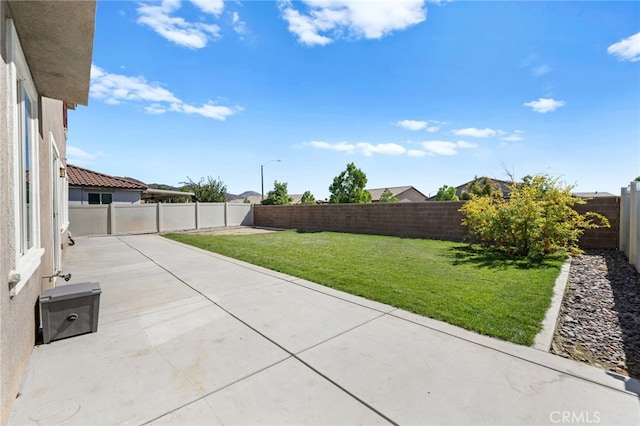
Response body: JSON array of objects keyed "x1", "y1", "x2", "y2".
[{"x1": 68, "y1": 0, "x2": 640, "y2": 200}]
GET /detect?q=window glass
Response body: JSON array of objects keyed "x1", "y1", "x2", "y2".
[
  {"x1": 101, "y1": 193, "x2": 113, "y2": 204},
  {"x1": 88, "y1": 193, "x2": 101, "y2": 204}
]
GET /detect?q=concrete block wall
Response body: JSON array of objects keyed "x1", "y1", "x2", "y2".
[
  {"x1": 254, "y1": 198, "x2": 620, "y2": 249},
  {"x1": 574, "y1": 196, "x2": 620, "y2": 249},
  {"x1": 254, "y1": 202, "x2": 468, "y2": 242}
]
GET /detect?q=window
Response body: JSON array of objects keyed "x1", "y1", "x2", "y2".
[
  {"x1": 88, "y1": 193, "x2": 113, "y2": 205},
  {"x1": 7, "y1": 19, "x2": 43, "y2": 296}
]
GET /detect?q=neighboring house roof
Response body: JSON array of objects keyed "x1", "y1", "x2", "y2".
[
  {"x1": 573, "y1": 192, "x2": 617, "y2": 198},
  {"x1": 143, "y1": 188, "x2": 194, "y2": 202},
  {"x1": 67, "y1": 164, "x2": 147, "y2": 190},
  {"x1": 427, "y1": 177, "x2": 513, "y2": 200},
  {"x1": 367, "y1": 186, "x2": 428, "y2": 202}
]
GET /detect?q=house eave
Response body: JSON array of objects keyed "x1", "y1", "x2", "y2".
[{"x1": 7, "y1": 0, "x2": 96, "y2": 106}]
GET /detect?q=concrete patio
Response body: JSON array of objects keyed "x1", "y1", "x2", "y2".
[{"x1": 9, "y1": 234, "x2": 640, "y2": 425}]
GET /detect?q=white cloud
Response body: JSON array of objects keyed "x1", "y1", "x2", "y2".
[
  {"x1": 170, "y1": 102, "x2": 241, "y2": 121},
  {"x1": 523, "y1": 98, "x2": 566, "y2": 113},
  {"x1": 306, "y1": 141, "x2": 356, "y2": 153},
  {"x1": 305, "y1": 141, "x2": 410, "y2": 156},
  {"x1": 91, "y1": 65, "x2": 241, "y2": 121},
  {"x1": 232, "y1": 12, "x2": 248, "y2": 36},
  {"x1": 189, "y1": 0, "x2": 223, "y2": 15},
  {"x1": 422, "y1": 141, "x2": 457, "y2": 156},
  {"x1": 357, "y1": 142, "x2": 406, "y2": 156},
  {"x1": 421, "y1": 140, "x2": 476, "y2": 156},
  {"x1": 532, "y1": 64, "x2": 551, "y2": 76},
  {"x1": 608, "y1": 32, "x2": 640, "y2": 62},
  {"x1": 397, "y1": 119, "x2": 441, "y2": 132},
  {"x1": 67, "y1": 145, "x2": 104, "y2": 166},
  {"x1": 280, "y1": 0, "x2": 427, "y2": 46},
  {"x1": 453, "y1": 127, "x2": 497, "y2": 138},
  {"x1": 502, "y1": 131, "x2": 524, "y2": 142},
  {"x1": 305, "y1": 138, "x2": 473, "y2": 157},
  {"x1": 137, "y1": 0, "x2": 221, "y2": 49}
]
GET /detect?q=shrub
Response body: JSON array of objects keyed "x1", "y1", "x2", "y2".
[{"x1": 460, "y1": 174, "x2": 610, "y2": 257}]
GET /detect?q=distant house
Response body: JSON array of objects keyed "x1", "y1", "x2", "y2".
[
  {"x1": 367, "y1": 186, "x2": 428, "y2": 202},
  {"x1": 428, "y1": 177, "x2": 513, "y2": 200},
  {"x1": 68, "y1": 165, "x2": 193, "y2": 204},
  {"x1": 68, "y1": 164, "x2": 148, "y2": 204}
]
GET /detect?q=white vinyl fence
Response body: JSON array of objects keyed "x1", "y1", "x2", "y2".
[
  {"x1": 620, "y1": 181, "x2": 639, "y2": 272},
  {"x1": 69, "y1": 202, "x2": 253, "y2": 237}
]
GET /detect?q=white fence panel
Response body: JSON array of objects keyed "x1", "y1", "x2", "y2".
[
  {"x1": 227, "y1": 203, "x2": 253, "y2": 226},
  {"x1": 160, "y1": 204, "x2": 196, "y2": 232},
  {"x1": 69, "y1": 202, "x2": 254, "y2": 237},
  {"x1": 114, "y1": 204, "x2": 157, "y2": 235},
  {"x1": 620, "y1": 181, "x2": 639, "y2": 272},
  {"x1": 199, "y1": 203, "x2": 227, "y2": 228},
  {"x1": 69, "y1": 205, "x2": 109, "y2": 236}
]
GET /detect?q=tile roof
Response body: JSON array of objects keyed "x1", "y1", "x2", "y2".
[{"x1": 67, "y1": 164, "x2": 147, "y2": 190}]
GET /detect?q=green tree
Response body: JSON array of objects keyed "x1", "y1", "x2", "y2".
[
  {"x1": 243, "y1": 197, "x2": 250, "y2": 204},
  {"x1": 181, "y1": 176, "x2": 226, "y2": 202},
  {"x1": 329, "y1": 162, "x2": 372, "y2": 203},
  {"x1": 262, "y1": 181, "x2": 293, "y2": 205},
  {"x1": 379, "y1": 188, "x2": 399, "y2": 203},
  {"x1": 634, "y1": 176, "x2": 640, "y2": 182},
  {"x1": 435, "y1": 185, "x2": 459, "y2": 201},
  {"x1": 460, "y1": 176, "x2": 501, "y2": 200},
  {"x1": 300, "y1": 190, "x2": 316, "y2": 205},
  {"x1": 460, "y1": 174, "x2": 610, "y2": 258}
]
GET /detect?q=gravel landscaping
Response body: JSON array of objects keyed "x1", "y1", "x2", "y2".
[{"x1": 551, "y1": 249, "x2": 640, "y2": 379}]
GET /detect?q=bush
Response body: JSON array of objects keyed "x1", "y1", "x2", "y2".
[{"x1": 460, "y1": 175, "x2": 610, "y2": 257}]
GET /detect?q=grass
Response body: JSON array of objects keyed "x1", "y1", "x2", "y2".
[{"x1": 164, "y1": 230, "x2": 565, "y2": 346}]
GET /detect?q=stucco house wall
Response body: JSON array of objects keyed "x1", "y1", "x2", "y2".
[{"x1": 0, "y1": 2, "x2": 95, "y2": 423}]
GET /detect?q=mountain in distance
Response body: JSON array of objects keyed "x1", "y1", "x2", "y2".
[{"x1": 143, "y1": 182, "x2": 259, "y2": 201}]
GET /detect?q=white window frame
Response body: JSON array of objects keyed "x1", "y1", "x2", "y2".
[{"x1": 7, "y1": 19, "x2": 43, "y2": 297}]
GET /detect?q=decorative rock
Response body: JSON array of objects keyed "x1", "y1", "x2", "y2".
[{"x1": 551, "y1": 249, "x2": 640, "y2": 379}]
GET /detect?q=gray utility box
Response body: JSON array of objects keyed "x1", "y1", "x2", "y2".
[{"x1": 40, "y1": 282, "x2": 101, "y2": 344}]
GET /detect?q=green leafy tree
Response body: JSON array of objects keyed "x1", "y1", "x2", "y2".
[
  {"x1": 181, "y1": 176, "x2": 226, "y2": 202},
  {"x1": 379, "y1": 188, "x2": 399, "y2": 203},
  {"x1": 435, "y1": 185, "x2": 459, "y2": 201},
  {"x1": 635, "y1": 176, "x2": 640, "y2": 182},
  {"x1": 329, "y1": 162, "x2": 372, "y2": 203},
  {"x1": 460, "y1": 176, "x2": 502, "y2": 200},
  {"x1": 243, "y1": 197, "x2": 250, "y2": 204},
  {"x1": 300, "y1": 190, "x2": 316, "y2": 205},
  {"x1": 262, "y1": 181, "x2": 293, "y2": 205},
  {"x1": 460, "y1": 174, "x2": 610, "y2": 257}
]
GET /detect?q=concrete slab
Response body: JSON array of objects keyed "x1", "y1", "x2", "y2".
[
  {"x1": 218, "y1": 281, "x2": 385, "y2": 354},
  {"x1": 299, "y1": 314, "x2": 640, "y2": 425},
  {"x1": 10, "y1": 235, "x2": 640, "y2": 425},
  {"x1": 201, "y1": 358, "x2": 390, "y2": 425}
]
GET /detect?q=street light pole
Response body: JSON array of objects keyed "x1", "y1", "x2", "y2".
[{"x1": 261, "y1": 159, "x2": 281, "y2": 201}]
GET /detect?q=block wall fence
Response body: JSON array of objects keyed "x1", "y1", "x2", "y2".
[{"x1": 254, "y1": 197, "x2": 620, "y2": 250}]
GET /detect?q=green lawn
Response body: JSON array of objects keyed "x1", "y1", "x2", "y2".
[{"x1": 164, "y1": 230, "x2": 565, "y2": 345}]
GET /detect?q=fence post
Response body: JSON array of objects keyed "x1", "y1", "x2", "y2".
[
  {"x1": 195, "y1": 202, "x2": 200, "y2": 230},
  {"x1": 630, "y1": 181, "x2": 638, "y2": 268},
  {"x1": 224, "y1": 202, "x2": 228, "y2": 228},
  {"x1": 109, "y1": 203, "x2": 115, "y2": 235},
  {"x1": 157, "y1": 202, "x2": 162, "y2": 233}
]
